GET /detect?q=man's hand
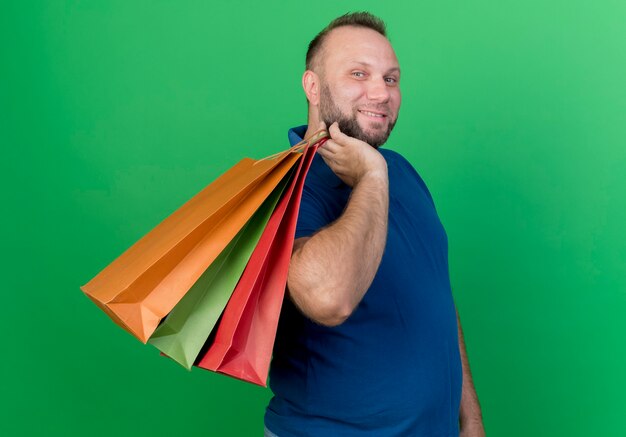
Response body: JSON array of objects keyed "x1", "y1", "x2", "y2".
[
  {"x1": 316, "y1": 122, "x2": 387, "y2": 187},
  {"x1": 460, "y1": 423, "x2": 486, "y2": 437},
  {"x1": 458, "y1": 309, "x2": 486, "y2": 436}
]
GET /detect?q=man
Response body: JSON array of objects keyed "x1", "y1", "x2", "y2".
[{"x1": 265, "y1": 12, "x2": 485, "y2": 436}]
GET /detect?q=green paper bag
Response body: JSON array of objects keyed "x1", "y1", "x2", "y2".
[{"x1": 147, "y1": 174, "x2": 291, "y2": 369}]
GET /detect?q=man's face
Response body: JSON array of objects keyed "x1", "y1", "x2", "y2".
[{"x1": 316, "y1": 26, "x2": 401, "y2": 148}]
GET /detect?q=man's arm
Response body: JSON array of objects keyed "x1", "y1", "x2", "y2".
[
  {"x1": 457, "y1": 309, "x2": 486, "y2": 436},
  {"x1": 287, "y1": 122, "x2": 388, "y2": 327}
]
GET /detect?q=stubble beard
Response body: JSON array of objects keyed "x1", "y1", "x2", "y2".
[{"x1": 319, "y1": 83, "x2": 397, "y2": 149}]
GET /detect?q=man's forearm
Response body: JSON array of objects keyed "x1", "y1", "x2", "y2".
[
  {"x1": 457, "y1": 310, "x2": 485, "y2": 436},
  {"x1": 287, "y1": 171, "x2": 388, "y2": 326}
]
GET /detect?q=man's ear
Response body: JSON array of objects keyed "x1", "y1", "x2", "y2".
[{"x1": 302, "y1": 70, "x2": 320, "y2": 106}]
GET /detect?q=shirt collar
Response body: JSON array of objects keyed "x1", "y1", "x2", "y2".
[{"x1": 287, "y1": 125, "x2": 308, "y2": 146}]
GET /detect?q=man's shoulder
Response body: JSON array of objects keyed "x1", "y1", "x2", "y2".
[
  {"x1": 380, "y1": 147, "x2": 437, "y2": 207},
  {"x1": 380, "y1": 147, "x2": 410, "y2": 163},
  {"x1": 379, "y1": 147, "x2": 402, "y2": 157},
  {"x1": 379, "y1": 147, "x2": 417, "y2": 173}
]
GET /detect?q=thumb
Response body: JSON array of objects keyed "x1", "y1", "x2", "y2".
[{"x1": 329, "y1": 121, "x2": 350, "y2": 142}]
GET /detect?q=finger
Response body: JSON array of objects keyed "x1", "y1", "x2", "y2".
[
  {"x1": 318, "y1": 121, "x2": 327, "y2": 132},
  {"x1": 328, "y1": 122, "x2": 354, "y2": 145},
  {"x1": 319, "y1": 139, "x2": 338, "y2": 154},
  {"x1": 318, "y1": 153, "x2": 334, "y2": 171},
  {"x1": 319, "y1": 142, "x2": 341, "y2": 158},
  {"x1": 317, "y1": 147, "x2": 335, "y2": 163}
]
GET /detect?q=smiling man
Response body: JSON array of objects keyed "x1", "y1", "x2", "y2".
[{"x1": 265, "y1": 12, "x2": 484, "y2": 437}]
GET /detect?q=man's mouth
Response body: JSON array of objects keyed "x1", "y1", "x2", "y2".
[{"x1": 358, "y1": 109, "x2": 387, "y2": 119}]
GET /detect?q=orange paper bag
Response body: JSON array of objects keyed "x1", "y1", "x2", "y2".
[{"x1": 81, "y1": 148, "x2": 301, "y2": 343}]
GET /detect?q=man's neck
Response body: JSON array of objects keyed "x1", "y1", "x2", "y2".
[
  {"x1": 304, "y1": 108, "x2": 321, "y2": 140},
  {"x1": 303, "y1": 126, "x2": 316, "y2": 141}
]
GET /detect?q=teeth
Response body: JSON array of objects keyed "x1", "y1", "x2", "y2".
[{"x1": 360, "y1": 110, "x2": 384, "y2": 117}]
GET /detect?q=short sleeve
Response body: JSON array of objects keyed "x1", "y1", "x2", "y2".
[{"x1": 294, "y1": 183, "x2": 333, "y2": 239}]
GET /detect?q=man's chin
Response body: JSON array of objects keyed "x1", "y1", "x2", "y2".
[
  {"x1": 357, "y1": 125, "x2": 390, "y2": 148},
  {"x1": 323, "y1": 116, "x2": 391, "y2": 148},
  {"x1": 354, "y1": 131, "x2": 389, "y2": 149}
]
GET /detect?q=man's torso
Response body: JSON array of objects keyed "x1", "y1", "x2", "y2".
[{"x1": 265, "y1": 126, "x2": 462, "y2": 436}]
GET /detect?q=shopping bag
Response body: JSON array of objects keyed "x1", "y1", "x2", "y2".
[
  {"x1": 147, "y1": 175, "x2": 290, "y2": 369},
  {"x1": 81, "y1": 149, "x2": 301, "y2": 343},
  {"x1": 196, "y1": 132, "x2": 325, "y2": 386}
]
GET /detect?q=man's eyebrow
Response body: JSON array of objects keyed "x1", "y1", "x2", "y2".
[{"x1": 348, "y1": 61, "x2": 401, "y2": 74}]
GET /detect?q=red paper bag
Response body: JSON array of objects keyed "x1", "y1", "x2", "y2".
[{"x1": 196, "y1": 135, "x2": 324, "y2": 386}]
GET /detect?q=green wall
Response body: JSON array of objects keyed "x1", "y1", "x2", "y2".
[{"x1": 3, "y1": 1, "x2": 625, "y2": 435}]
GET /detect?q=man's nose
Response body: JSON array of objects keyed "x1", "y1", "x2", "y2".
[{"x1": 366, "y1": 77, "x2": 390, "y2": 102}]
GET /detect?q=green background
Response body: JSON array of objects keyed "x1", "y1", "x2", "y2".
[{"x1": 2, "y1": 1, "x2": 625, "y2": 435}]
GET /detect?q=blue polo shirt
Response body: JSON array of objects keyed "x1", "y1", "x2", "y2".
[{"x1": 265, "y1": 126, "x2": 462, "y2": 436}]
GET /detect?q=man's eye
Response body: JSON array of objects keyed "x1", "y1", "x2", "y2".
[
  {"x1": 385, "y1": 77, "x2": 398, "y2": 85},
  {"x1": 352, "y1": 71, "x2": 366, "y2": 78}
]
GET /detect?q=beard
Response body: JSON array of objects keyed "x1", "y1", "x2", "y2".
[{"x1": 319, "y1": 83, "x2": 397, "y2": 148}]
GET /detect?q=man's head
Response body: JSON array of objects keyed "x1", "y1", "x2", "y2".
[{"x1": 303, "y1": 12, "x2": 401, "y2": 148}]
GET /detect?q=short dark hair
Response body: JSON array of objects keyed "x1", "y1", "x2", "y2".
[{"x1": 306, "y1": 12, "x2": 387, "y2": 71}]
